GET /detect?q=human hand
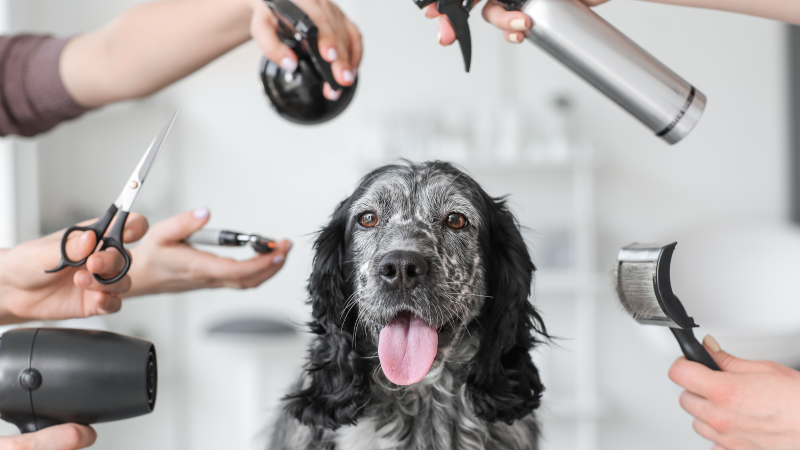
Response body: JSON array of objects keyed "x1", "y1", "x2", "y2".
[
  {"x1": 0, "y1": 215, "x2": 149, "y2": 325},
  {"x1": 426, "y1": 0, "x2": 608, "y2": 45},
  {"x1": 0, "y1": 422, "x2": 96, "y2": 450},
  {"x1": 124, "y1": 208, "x2": 291, "y2": 297},
  {"x1": 668, "y1": 335, "x2": 800, "y2": 450},
  {"x1": 250, "y1": 0, "x2": 362, "y2": 101}
]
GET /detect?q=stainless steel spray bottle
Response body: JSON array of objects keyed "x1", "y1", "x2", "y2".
[{"x1": 512, "y1": 0, "x2": 705, "y2": 144}]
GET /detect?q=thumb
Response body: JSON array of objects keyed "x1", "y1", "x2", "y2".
[
  {"x1": 3, "y1": 423, "x2": 97, "y2": 450},
  {"x1": 702, "y1": 334, "x2": 762, "y2": 373},
  {"x1": 150, "y1": 208, "x2": 210, "y2": 244}
]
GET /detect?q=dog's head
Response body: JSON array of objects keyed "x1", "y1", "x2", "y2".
[{"x1": 286, "y1": 161, "x2": 546, "y2": 429}]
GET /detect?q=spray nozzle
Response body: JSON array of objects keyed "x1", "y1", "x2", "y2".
[{"x1": 415, "y1": 0, "x2": 473, "y2": 72}]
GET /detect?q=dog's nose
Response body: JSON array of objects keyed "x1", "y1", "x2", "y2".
[{"x1": 379, "y1": 251, "x2": 428, "y2": 291}]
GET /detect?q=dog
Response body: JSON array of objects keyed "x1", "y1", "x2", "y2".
[{"x1": 270, "y1": 161, "x2": 547, "y2": 450}]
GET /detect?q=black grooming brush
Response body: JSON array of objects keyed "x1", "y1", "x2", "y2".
[{"x1": 616, "y1": 242, "x2": 720, "y2": 370}]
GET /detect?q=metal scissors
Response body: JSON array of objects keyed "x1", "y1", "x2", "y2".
[{"x1": 46, "y1": 112, "x2": 178, "y2": 285}]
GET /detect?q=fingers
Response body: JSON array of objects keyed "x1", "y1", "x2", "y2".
[
  {"x1": 121, "y1": 213, "x2": 149, "y2": 243},
  {"x1": 4, "y1": 423, "x2": 97, "y2": 450},
  {"x1": 482, "y1": 0, "x2": 530, "y2": 32},
  {"x1": 437, "y1": 15, "x2": 457, "y2": 46},
  {"x1": 63, "y1": 229, "x2": 98, "y2": 264},
  {"x1": 84, "y1": 247, "x2": 132, "y2": 279},
  {"x1": 314, "y1": 4, "x2": 356, "y2": 88},
  {"x1": 74, "y1": 268, "x2": 132, "y2": 295},
  {"x1": 669, "y1": 357, "x2": 728, "y2": 399},
  {"x1": 193, "y1": 240, "x2": 292, "y2": 289},
  {"x1": 149, "y1": 208, "x2": 211, "y2": 245},
  {"x1": 345, "y1": 20, "x2": 363, "y2": 72},
  {"x1": 702, "y1": 335, "x2": 764, "y2": 374},
  {"x1": 251, "y1": 2, "x2": 298, "y2": 73},
  {"x1": 692, "y1": 419, "x2": 727, "y2": 448}
]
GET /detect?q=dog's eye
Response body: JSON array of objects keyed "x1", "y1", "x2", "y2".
[
  {"x1": 445, "y1": 213, "x2": 468, "y2": 229},
  {"x1": 358, "y1": 212, "x2": 378, "y2": 228}
]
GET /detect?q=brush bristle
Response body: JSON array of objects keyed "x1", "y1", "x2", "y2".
[{"x1": 615, "y1": 262, "x2": 668, "y2": 321}]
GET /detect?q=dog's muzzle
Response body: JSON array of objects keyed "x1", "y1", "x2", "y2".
[{"x1": 378, "y1": 250, "x2": 428, "y2": 291}]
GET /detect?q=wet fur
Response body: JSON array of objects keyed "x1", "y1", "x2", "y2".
[{"x1": 269, "y1": 161, "x2": 547, "y2": 450}]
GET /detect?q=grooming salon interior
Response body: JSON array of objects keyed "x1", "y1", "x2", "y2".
[{"x1": 0, "y1": 0, "x2": 796, "y2": 449}]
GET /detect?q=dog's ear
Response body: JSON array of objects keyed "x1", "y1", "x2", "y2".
[
  {"x1": 466, "y1": 194, "x2": 547, "y2": 424},
  {"x1": 284, "y1": 198, "x2": 372, "y2": 430}
]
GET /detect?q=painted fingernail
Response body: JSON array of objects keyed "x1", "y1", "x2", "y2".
[
  {"x1": 507, "y1": 32, "x2": 521, "y2": 43},
  {"x1": 326, "y1": 48, "x2": 338, "y2": 61},
  {"x1": 353, "y1": 67, "x2": 358, "y2": 77},
  {"x1": 343, "y1": 70, "x2": 354, "y2": 83},
  {"x1": 286, "y1": 241, "x2": 293, "y2": 251},
  {"x1": 703, "y1": 335, "x2": 721, "y2": 353},
  {"x1": 327, "y1": 89, "x2": 341, "y2": 101},
  {"x1": 510, "y1": 18, "x2": 528, "y2": 31},
  {"x1": 437, "y1": 31, "x2": 443, "y2": 45},
  {"x1": 280, "y1": 57, "x2": 298, "y2": 73},
  {"x1": 273, "y1": 254, "x2": 285, "y2": 264},
  {"x1": 193, "y1": 207, "x2": 209, "y2": 220}
]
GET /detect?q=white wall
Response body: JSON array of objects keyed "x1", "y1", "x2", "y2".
[{"x1": 4, "y1": 0, "x2": 791, "y2": 449}]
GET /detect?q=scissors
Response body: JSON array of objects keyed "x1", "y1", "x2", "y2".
[{"x1": 46, "y1": 112, "x2": 178, "y2": 285}]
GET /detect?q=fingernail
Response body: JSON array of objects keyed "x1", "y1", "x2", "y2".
[
  {"x1": 353, "y1": 67, "x2": 358, "y2": 77},
  {"x1": 703, "y1": 335, "x2": 721, "y2": 353},
  {"x1": 437, "y1": 31, "x2": 443, "y2": 45},
  {"x1": 273, "y1": 255, "x2": 285, "y2": 264},
  {"x1": 286, "y1": 241, "x2": 293, "y2": 251},
  {"x1": 507, "y1": 32, "x2": 521, "y2": 43},
  {"x1": 193, "y1": 207, "x2": 209, "y2": 220},
  {"x1": 80, "y1": 231, "x2": 92, "y2": 245},
  {"x1": 280, "y1": 57, "x2": 298, "y2": 73},
  {"x1": 343, "y1": 70, "x2": 354, "y2": 83},
  {"x1": 327, "y1": 89, "x2": 341, "y2": 101},
  {"x1": 510, "y1": 18, "x2": 528, "y2": 31},
  {"x1": 326, "y1": 48, "x2": 338, "y2": 61}
]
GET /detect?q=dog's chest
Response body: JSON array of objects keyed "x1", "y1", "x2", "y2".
[{"x1": 333, "y1": 381, "x2": 491, "y2": 450}]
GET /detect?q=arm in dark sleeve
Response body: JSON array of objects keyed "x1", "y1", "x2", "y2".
[{"x1": 0, "y1": 35, "x2": 87, "y2": 137}]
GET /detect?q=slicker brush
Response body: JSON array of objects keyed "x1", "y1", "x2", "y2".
[{"x1": 616, "y1": 242, "x2": 720, "y2": 370}]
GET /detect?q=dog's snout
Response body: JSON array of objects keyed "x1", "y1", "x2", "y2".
[{"x1": 379, "y1": 251, "x2": 428, "y2": 291}]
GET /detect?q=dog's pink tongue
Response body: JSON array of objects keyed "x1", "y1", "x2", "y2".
[{"x1": 378, "y1": 312, "x2": 438, "y2": 385}]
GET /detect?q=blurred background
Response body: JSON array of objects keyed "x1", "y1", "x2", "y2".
[{"x1": 0, "y1": 0, "x2": 797, "y2": 449}]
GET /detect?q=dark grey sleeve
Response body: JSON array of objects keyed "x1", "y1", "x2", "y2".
[{"x1": 0, "y1": 35, "x2": 87, "y2": 137}]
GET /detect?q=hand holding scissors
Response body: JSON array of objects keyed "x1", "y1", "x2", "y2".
[{"x1": 46, "y1": 112, "x2": 177, "y2": 285}]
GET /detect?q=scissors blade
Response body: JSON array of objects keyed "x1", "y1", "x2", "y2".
[
  {"x1": 115, "y1": 111, "x2": 178, "y2": 211},
  {"x1": 138, "y1": 111, "x2": 178, "y2": 183}
]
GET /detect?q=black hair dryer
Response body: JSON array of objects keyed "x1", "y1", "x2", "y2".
[
  {"x1": 260, "y1": 0, "x2": 357, "y2": 125},
  {"x1": 0, "y1": 328, "x2": 157, "y2": 433}
]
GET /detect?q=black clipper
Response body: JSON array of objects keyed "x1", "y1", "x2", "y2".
[
  {"x1": 260, "y1": 0, "x2": 357, "y2": 124},
  {"x1": 413, "y1": 0, "x2": 473, "y2": 72}
]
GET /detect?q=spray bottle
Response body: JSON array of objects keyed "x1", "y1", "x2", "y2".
[{"x1": 417, "y1": 0, "x2": 706, "y2": 144}]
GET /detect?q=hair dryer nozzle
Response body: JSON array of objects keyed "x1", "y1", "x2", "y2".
[{"x1": 0, "y1": 328, "x2": 157, "y2": 433}]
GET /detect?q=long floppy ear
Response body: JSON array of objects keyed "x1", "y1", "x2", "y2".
[
  {"x1": 466, "y1": 194, "x2": 547, "y2": 424},
  {"x1": 284, "y1": 197, "x2": 372, "y2": 430}
]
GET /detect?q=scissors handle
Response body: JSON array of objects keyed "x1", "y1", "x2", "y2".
[
  {"x1": 45, "y1": 205, "x2": 119, "y2": 274},
  {"x1": 93, "y1": 210, "x2": 132, "y2": 285}
]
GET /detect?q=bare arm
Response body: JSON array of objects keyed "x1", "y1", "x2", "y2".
[
  {"x1": 61, "y1": 0, "x2": 362, "y2": 108},
  {"x1": 60, "y1": 0, "x2": 256, "y2": 108}
]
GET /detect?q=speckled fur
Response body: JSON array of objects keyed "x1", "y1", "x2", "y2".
[{"x1": 269, "y1": 162, "x2": 547, "y2": 450}]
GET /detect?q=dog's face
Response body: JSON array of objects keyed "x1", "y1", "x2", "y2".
[
  {"x1": 344, "y1": 166, "x2": 487, "y2": 385},
  {"x1": 286, "y1": 161, "x2": 545, "y2": 430}
]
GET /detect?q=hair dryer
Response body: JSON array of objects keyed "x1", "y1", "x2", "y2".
[
  {"x1": 0, "y1": 328, "x2": 157, "y2": 433},
  {"x1": 413, "y1": 0, "x2": 706, "y2": 144}
]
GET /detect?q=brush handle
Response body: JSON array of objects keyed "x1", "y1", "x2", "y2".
[{"x1": 671, "y1": 328, "x2": 721, "y2": 371}]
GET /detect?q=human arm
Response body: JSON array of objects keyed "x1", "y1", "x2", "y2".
[
  {"x1": 0, "y1": 423, "x2": 96, "y2": 450},
  {"x1": 123, "y1": 208, "x2": 291, "y2": 298},
  {"x1": 668, "y1": 335, "x2": 800, "y2": 450},
  {"x1": 60, "y1": 0, "x2": 362, "y2": 108},
  {"x1": 0, "y1": 214, "x2": 148, "y2": 325},
  {"x1": 431, "y1": 0, "x2": 800, "y2": 47}
]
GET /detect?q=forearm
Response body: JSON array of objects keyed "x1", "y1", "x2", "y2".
[
  {"x1": 61, "y1": 0, "x2": 257, "y2": 108},
  {"x1": 640, "y1": 0, "x2": 800, "y2": 24}
]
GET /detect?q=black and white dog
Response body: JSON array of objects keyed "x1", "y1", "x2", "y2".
[{"x1": 270, "y1": 161, "x2": 547, "y2": 450}]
